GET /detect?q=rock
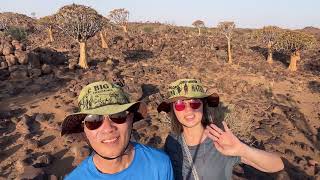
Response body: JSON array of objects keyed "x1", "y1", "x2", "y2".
[
  {"x1": 28, "y1": 53, "x2": 41, "y2": 69},
  {"x1": 27, "y1": 139, "x2": 40, "y2": 149},
  {"x1": 15, "y1": 160, "x2": 28, "y2": 173},
  {"x1": 5, "y1": 54, "x2": 18, "y2": 66},
  {"x1": 15, "y1": 50, "x2": 28, "y2": 64},
  {"x1": 284, "y1": 149, "x2": 296, "y2": 157},
  {"x1": 9, "y1": 65, "x2": 28, "y2": 80},
  {"x1": 41, "y1": 64, "x2": 52, "y2": 74},
  {"x1": 18, "y1": 165, "x2": 45, "y2": 180},
  {"x1": 133, "y1": 120, "x2": 150, "y2": 130},
  {"x1": 68, "y1": 61, "x2": 77, "y2": 70},
  {"x1": 28, "y1": 68, "x2": 42, "y2": 78},
  {"x1": 0, "y1": 60, "x2": 8, "y2": 69},
  {"x1": 149, "y1": 125, "x2": 159, "y2": 132},
  {"x1": 253, "y1": 128, "x2": 273, "y2": 140},
  {"x1": 70, "y1": 145, "x2": 91, "y2": 159},
  {"x1": 35, "y1": 113, "x2": 46, "y2": 122},
  {"x1": 34, "y1": 154, "x2": 53, "y2": 167},
  {"x1": 2, "y1": 43, "x2": 14, "y2": 56},
  {"x1": 308, "y1": 159, "x2": 318, "y2": 166}
]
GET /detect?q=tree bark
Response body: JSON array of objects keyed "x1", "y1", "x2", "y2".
[
  {"x1": 100, "y1": 31, "x2": 107, "y2": 49},
  {"x1": 48, "y1": 26, "x2": 54, "y2": 42},
  {"x1": 198, "y1": 28, "x2": 201, "y2": 36},
  {"x1": 288, "y1": 50, "x2": 300, "y2": 71},
  {"x1": 227, "y1": 38, "x2": 232, "y2": 64},
  {"x1": 122, "y1": 25, "x2": 128, "y2": 33},
  {"x1": 79, "y1": 41, "x2": 88, "y2": 69},
  {"x1": 267, "y1": 41, "x2": 273, "y2": 64}
]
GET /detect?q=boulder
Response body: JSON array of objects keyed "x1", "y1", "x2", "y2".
[
  {"x1": 5, "y1": 54, "x2": 18, "y2": 66},
  {"x1": 15, "y1": 50, "x2": 28, "y2": 64}
]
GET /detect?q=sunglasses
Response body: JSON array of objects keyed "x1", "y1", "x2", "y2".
[
  {"x1": 173, "y1": 99, "x2": 202, "y2": 111},
  {"x1": 83, "y1": 111, "x2": 130, "y2": 130}
]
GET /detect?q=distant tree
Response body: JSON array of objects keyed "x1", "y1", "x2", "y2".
[
  {"x1": 38, "y1": 15, "x2": 56, "y2": 42},
  {"x1": 254, "y1": 26, "x2": 281, "y2": 64},
  {"x1": 109, "y1": 8, "x2": 129, "y2": 33},
  {"x1": 0, "y1": 16, "x2": 9, "y2": 31},
  {"x1": 99, "y1": 17, "x2": 110, "y2": 49},
  {"x1": 56, "y1": 4, "x2": 103, "y2": 69},
  {"x1": 192, "y1": 20, "x2": 205, "y2": 36},
  {"x1": 31, "y1": 12, "x2": 36, "y2": 19},
  {"x1": 275, "y1": 30, "x2": 317, "y2": 71},
  {"x1": 217, "y1": 21, "x2": 235, "y2": 64}
]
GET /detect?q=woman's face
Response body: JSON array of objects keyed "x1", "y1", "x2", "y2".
[{"x1": 173, "y1": 99, "x2": 203, "y2": 129}]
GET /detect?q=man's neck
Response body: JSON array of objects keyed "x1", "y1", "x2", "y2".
[
  {"x1": 182, "y1": 124, "x2": 206, "y2": 146},
  {"x1": 92, "y1": 143, "x2": 135, "y2": 174}
]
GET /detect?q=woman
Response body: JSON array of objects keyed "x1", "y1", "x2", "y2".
[{"x1": 158, "y1": 79, "x2": 284, "y2": 180}]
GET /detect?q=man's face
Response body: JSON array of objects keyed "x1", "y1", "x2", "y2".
[{"x1": 84, "y1": 112, "x2": 133, "y2": 158}]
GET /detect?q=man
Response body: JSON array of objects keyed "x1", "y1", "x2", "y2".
[{"x1": 61, "y1": 81, "x2": 173, "y2": 179}]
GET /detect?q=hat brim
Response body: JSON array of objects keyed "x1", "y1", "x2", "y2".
[
  {"x1": 157, "y1": 93, "x2": 219, "y2": 113},
  {"x1": 61, "y1": 102, "x2": 147, "y2": 136}
]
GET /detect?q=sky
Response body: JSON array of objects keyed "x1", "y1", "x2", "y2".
[{"x1": 1, "y1": 0, "x2": 319, "y2": 29}]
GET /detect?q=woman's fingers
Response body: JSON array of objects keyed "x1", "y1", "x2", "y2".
[
  {"x1": 206, "y1": 129, "x2": 219, "y2": 141},
  {"x1": 209, "y1": 123, "x2": 224, "y2": 134},
  {"x1": 206, "y1": 125, "x2": 222, "y2": 138},
  {"x1": 222, "y1": 121, "x2": 231, "y2": 133},
  {"x1": 213, "y1": 141, "x2": 224, "y2": 152}
]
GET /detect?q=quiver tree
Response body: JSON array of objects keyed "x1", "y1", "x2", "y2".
[
  {"x1": 217, "y1": 21, "x2": 235, "y2": 64},
  {"x1": 192, "y1": 20, "x2": 205, "y2": 36},
  {"x1": 56, "y1": 4, "x2": 103, "y2": 69},
  {"x1": 109, "y1": 8, "x2": 129, "y2": 33},
  {"x1": 38, "y1": 15, "x2": 56, "y2": 42},
  {"x1": 99, "y1": 17, "x2": 110, "y2": 48},
  {"x1": 254, "y1": 26, "x2": 281, "y2": 64},
  {"x1": 275, "y1": 30, "x2": 316, "y2": 71}
]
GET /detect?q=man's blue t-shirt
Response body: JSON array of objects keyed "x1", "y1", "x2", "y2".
[{"x1": 65, "y1": 142, "x2": 174, "y2": 180}]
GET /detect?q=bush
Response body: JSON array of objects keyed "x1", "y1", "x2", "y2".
[
  {"x1": 5, "y1": 27, "x2": 27, "y2": 41},
  {"x1": 142, "y1": 26, "x2": 154, "y2": 33}
]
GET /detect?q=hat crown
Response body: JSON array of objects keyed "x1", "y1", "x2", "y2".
[
  {"x1": 77, "y1": 81, "x2": 130, "y2": 111},
  {"x1": 167, "y1": 79, "x2": 207, "y2": 99}
]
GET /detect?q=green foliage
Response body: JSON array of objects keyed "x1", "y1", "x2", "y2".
[
  {"x1": 275, "y1": 30, "x2": 317, "y2": 52},
  {"x1": 5, "y1": 26, "x2": 27, "y2": 41},
  {"x1": 217, "y1": 21, "x2": 235, "y2": 39},
  {"x1": 253, "y1": 26, "x2": 281, "y2": 49},
  {"x1": 142, "y1": 25, "x2": 154, "y2": 33},
  {"x1": 56, "y1": 4, "x2": 103, "y2": 42}
]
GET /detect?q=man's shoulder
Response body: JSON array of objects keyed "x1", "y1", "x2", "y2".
[
  {"x1": 134, "y1": 143, "x2": 170, "y2": 161},
  {"x1": 65, "y1": 156, "x2": 92, "y2": 179}
]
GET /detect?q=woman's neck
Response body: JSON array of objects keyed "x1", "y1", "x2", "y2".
[
  {"x1": 93, "y1": 143, "x2": 135, "y2": 174},
  {"x1": 182, "y1": 124, "x2": 207, "y2": 146}
]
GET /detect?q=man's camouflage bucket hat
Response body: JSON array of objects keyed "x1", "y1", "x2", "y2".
[
  {"x1": 157, "y1": 79, "x2": 219, "y2": 113},
  {"x1": 61, "y1": 81, "x2": 147, "y2": 136}
]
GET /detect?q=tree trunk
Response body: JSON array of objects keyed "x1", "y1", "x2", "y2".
[
  {"x1": 198, "y1": 28, "x2": 201, "y2": 36},
  {"x1": 227, "y1": 38, "x2": 232, "y2": 64},
  {"x1": 79, "y1": 41, "x2": 88, "y2": 69},
  {"x1": 122, "y1": 25, "x2": 128, "y2": 33},
  {"x1": 48, "y1": 26, "x2": 54, "y2": 42},
  {"x1": 288, "y1": 50, "x2": 300, "y2": 71},
  {"x1": 100, "y1": 31, "x2": 107, "y2": 49},
  {"x1": 267, "y1": 41, "x2": 273, "y2": 64}
]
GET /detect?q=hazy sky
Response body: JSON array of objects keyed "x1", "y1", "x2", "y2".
[{"x1": 1, "y1": 0, "x2": 319, "y2": 29}]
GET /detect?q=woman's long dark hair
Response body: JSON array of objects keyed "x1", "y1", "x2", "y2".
[{"x1": 169, "y1": 98, "x2": 212, "y2": 135}]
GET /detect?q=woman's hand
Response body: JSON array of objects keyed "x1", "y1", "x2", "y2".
[
  {"x1": 205, "y1": 121, "x2": 284, "y2": 172},
  {"x1": 205, "y1": 121, "x2": 244, "y2": 156}
]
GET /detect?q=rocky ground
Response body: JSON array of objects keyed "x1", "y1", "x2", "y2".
[{"x1": 0, "y1": 18, "x2": 319, "y2": 179}]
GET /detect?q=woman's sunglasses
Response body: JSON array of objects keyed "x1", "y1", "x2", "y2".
[
  {"x1": 82, "y1": 111, "x2": 130, "y2": 130},
  {"x1": 173, "y1": 99, "x2": 202, "y2": 111}
]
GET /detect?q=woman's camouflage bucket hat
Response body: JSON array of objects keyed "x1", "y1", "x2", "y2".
[
  {"x1": 61, "y1": 81, "x2": 147, "y2": 136},
  {"x1": 157, "y1": 79, "x2": 219, "y2": 113}
]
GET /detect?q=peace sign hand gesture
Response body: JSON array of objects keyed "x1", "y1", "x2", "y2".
[{"x1": 205, "y1": 121, "x2": 244, "y2": 157}]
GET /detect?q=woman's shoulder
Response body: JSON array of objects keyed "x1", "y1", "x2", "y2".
[{"x1": 164, "y1": 133, "x2": 182, "y2": 151}]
